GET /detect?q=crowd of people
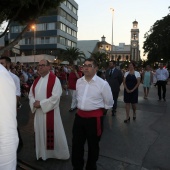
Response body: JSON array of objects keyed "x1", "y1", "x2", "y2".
[{"x1": 0, "y1": 56, "x2": 169, "y2": 170}]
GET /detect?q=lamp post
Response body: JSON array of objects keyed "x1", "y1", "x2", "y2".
[
  {"x1": 110, "y1": 8, "x2": 114, "y2": 51},
  {"x1": 31, "y1": 25, "x2": 36, "y2": 67}
]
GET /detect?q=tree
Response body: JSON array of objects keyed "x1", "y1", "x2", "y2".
[
  {"x1": 90, "y1": 51, "x2": 109, "y2": 68},
  {"x1": 59, "y1": 47, "x2": 86, "y2": 65},
  {"x1": 143, "y1": 7, "x2": 170, "y2": 63},
  {"x1": 0, "y1": 0, "x2": 64, "y2": 55}
]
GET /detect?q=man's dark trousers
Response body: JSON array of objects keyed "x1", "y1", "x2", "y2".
[
  {"x1": 157, "y1": 80, "x2": 167, "y2": 99},
  {"x1": 72, "y1": 114, "x2": 103, "y2": 170}
]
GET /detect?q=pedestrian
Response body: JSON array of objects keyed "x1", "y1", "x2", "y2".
[
  {"x1": 105, "y1": 60, "x2": 123, "y2": 115},
  {"x1": 123, "y1": 62, "x2": 141, "y2": 123},
  {"x1": 155, "y1": 63, "x2": 169, "y2": 101},
  {"x1": 72, "y1": 58, "x2": 114, "y2": 170},
  {"x1": 29, "y1": 59, "x2": 70, "y2": 160},
  {"x1": 68, "y1": 65, "x2": 82, "y2": 112},
  {"x1": 142, "y1": 65, "x2": 153, "y2": 99},
  {"x1": 0, "y1": 56, "x2": 23, "y2": 152},
  {"x1": 0, "y1": 64, "x2": 19, "y2": 170}
]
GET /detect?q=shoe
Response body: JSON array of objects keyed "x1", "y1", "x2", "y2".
[
  {"x1": 163, "y1": 98, "x2": 166, "y2": 101},
  {"x1": 133, "y1": 113, "x2": 136, "y2": 120},
  {"x1": 158, "y1": 98, "x2": 161, "y2": 101},
  {"x1": 124, "y1": 117, "x2": 130, "y2": 123}
]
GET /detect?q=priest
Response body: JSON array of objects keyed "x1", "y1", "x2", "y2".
[{"x1": 29, "y1": 59, "x2": 70, "y2": 160}]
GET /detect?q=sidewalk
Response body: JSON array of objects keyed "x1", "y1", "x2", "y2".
[{"x1": 17, "y1": 81, "x2": 170, "y2": 170}]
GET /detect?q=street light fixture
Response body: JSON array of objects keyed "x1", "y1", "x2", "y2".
[
  {"x1": 110, "y1": 8, "x2": 114, "y2": 51},
  {"x1": 31, "y1": 25, "x2": 36, "y2": 67}
]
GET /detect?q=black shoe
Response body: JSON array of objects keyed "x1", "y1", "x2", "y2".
[
  {"x1": 133, "y1": 117, "x2": 136, "y2": 120},
  {"x1": 124, "y1": 117, "x2": 130, "y2": 123},
  {"x1": 163, "y1": 98, "x2": 166, "y2": 101},
  {"x1": 158, "y1": 99, "x2": 161, "y2": 101}
]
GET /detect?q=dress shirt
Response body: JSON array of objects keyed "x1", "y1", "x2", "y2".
[
  {"x1": 9, "y1": 71, "x2": 21, "y2": 97},
  {"x1": 76, "y1": 74, "x2": 114, "y2": 111},
  {"x1": 156, "y1": 68, "x2": 169, "y2": 81}
]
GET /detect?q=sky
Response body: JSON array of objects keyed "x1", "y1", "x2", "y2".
[{"x1": 76, "y1": 0, "x2": 170, "y2": 60}]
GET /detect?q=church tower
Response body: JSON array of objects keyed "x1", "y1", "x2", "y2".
[{"x1": 130, "y1": 20, "x2": 140, "y2": 61}]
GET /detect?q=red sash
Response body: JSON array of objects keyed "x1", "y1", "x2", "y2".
[
  {"x1": 77, "y1": 109, "x2": 104, "y2": 136},
  {"x1": 32, "y1": 72, "x2": 56, "y2": 150}
]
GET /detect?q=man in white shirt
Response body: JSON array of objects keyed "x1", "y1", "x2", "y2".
[
  {"x1": 0, "y1": 56, "x2": 23, "y2": 152},
  {"x1": 0, "y1": 64, "x2": 19, "y2": 170},
  {"x1": 72, "y1": 58, "x2": 114, "y2": 170},
  {"x1": 156, "y1": 63, "x2": 169, "y2": 101}
]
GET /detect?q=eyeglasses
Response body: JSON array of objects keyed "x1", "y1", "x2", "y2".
[
  {"x1": 82, "y1": 64, "x2": 94, "y2": 68},
  {"x1": 38, "y1": 64, "x2": 47, "y2": 67}
]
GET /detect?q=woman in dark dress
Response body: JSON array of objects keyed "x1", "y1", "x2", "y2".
[{"x1": 123, "y1": 62, "x2": 141, "y2": 123}]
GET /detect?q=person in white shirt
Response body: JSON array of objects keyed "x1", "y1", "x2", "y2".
[
  {"x1": 0, "y1": 64, "x2": 19, "y2": 170},
  {"x1": 0, "y1": 56, "x2": 23, "y2": 152},
  {"x1": 72, "y1": 58, "x2": 114, "y2": 170},
  {"x1": 155, "y1": 63, "x2": 169, "y2": 101}
]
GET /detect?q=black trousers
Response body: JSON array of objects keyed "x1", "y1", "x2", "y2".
[
  {"x1": 112, "y1": 92, "x2": 119, "y2": 112},
  {"x1": 157, "y1": 80, "x2": 167, "y2": 99},
  {"x1": 72, "y1": 114, "x2": 103, "y2": 170}
]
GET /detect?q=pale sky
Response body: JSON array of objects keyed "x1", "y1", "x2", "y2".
[{"x1": 76, "y1": 0, "x2": 170, "y2": 60}]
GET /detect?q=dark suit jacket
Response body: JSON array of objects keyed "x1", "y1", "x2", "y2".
[{"x1": 105, "y1": 68, "x2": 123, "y2": 93}]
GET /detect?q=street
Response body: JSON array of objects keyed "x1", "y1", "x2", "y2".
[{"x1": 17, "y1": 82, "x2": 170, "y2": 170}]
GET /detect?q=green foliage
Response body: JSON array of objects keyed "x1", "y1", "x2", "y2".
[
  {"x1": 0, "y1": 0, "x2": 64, "y2": 24},
  {"x1": 90, "y1": 51, "x2": 109, "y2": 69},
  {"x1": 59, "y1": 47, "x2": 86, "y2": 65},
  {"x1": 143, "y1": 7, "x2": 170, "y2": 63}
]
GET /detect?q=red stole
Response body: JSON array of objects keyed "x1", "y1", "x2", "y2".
[
  {"x1": 77, "y1": 109, "x2": 103, "y2": 136},
  {"x1": 32, "y1": 72, "x2": 56, "y2": 150}
]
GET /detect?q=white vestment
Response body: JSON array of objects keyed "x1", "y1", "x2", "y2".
[
  {"x1": 29, "y1": 73, "x2": 70, "y2": 160},
  {"x1": 0, "y1": 64, "x2": 19, "y2": 170}
]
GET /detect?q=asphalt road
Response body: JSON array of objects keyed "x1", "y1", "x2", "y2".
[{"x1": 17, "y1": 81, "x2": 170, "y2": 170}]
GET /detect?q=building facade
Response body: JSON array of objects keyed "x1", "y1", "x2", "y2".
[
  {"x1": 97, "y1": 20, "x2": 140, "y2": 62},
  {"x1": 9, "y1": 0, "x2": 78, "y2": 57}
]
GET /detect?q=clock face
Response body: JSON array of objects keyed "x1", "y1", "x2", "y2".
[{"x1": 133, "y1": 43, "x2": 136, "y2": 47}]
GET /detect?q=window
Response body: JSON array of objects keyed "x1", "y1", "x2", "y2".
[
  {"x1": 67, "y1": 40, "x2": 71, "y2": 47},
  {"x1": 72, "y1": 42, "x2": 76, "y2": 47},
  {"x1": 67, "y1": 14, "x2": 72, "y2": 22},
  {"x1": 61, "y1": 9, "x2": 67, "y2": 18},
  {"x1": 45, "y1": 37, "x2": 50, "y2": 44},
  {"x1": 11, "y1": 26, "x2": 22, "y2": 33},
  {"x1": 25, "y1": 38, "x2": 31, "y2": 45},
  {"x1": 67, "y1": 27, "x2": 72, "y2": 35},
  {"x1": 37, "y1": 23, "x2": 46, "y2": 31},
  {"x1": 47, "y1": 23, "x2": 55, "y2": 30},
  {"x1": 60, "y1": 23, "x2": 66, "y2": 32},
  {"x1": 67, "y1": 2, "x2": 72, "y2": 10},
  {"x1": 60, "y1": 37, "x2": 66, "y2": 45},
  {"x1": 50, "y1": 37, "x2": 57, "y2": 44},
  {"x1": 73, "y1": 7, "x2": 77, "y2": 14},
  {"x1": 72, "y1": 18, "x2": 77, "y2": 26},
  {"x1": 72, "y1": 30, "x2": 77, "y2": 37}
]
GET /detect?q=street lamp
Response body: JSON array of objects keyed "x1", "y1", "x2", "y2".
[
  {"x1": 110, "y1": 8, "x2": 114, "y2": 51},
  {"x1": 31, "y1": 25, "x2": 36, "y2": 67}
]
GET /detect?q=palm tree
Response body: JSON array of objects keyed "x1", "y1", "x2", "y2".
[
  {"x1": 59, "y1": 47, "x2": 86, "y2": 65},
  {"x1": 90, "y1": 51, "x2": 109, "y2": 68}
]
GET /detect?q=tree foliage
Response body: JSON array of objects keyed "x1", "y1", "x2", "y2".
[
  {"x1": 90, "y1": 51, "x2": 109, "y2": 68},
  {"x1": 59, "y1": 47, "x2": 86, "y2": 65},
  {"x1": 0, "y1": 0, "x2": 64, "y2": 54},
  {"x1": 143, "y1": 7, "x2": 170, "y2": 63}
]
